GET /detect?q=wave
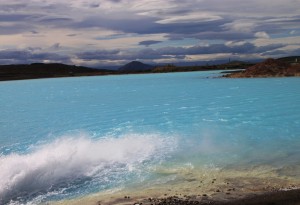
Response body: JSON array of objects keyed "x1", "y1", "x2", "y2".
[{"x1": 0, "y1": 133, "x2": 176, "y2": 204}]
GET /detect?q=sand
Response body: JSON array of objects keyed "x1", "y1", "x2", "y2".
[{"x1": 50, "y1": 165, "x2": 300, "y2": 205}]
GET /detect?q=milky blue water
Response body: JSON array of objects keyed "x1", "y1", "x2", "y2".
[{"x1": 1, "y1": 71, "x2": 300, "y2": 204}]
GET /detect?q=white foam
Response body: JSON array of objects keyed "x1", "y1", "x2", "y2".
[{"x1": 0, "y1": 133, "x2": 176, "y2": 204}]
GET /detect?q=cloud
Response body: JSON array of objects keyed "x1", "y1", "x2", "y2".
[
  {"x1": 262, "y1": 48, "x2": 300, "y2": 57},
  {"x1": 156, "y1": 12, "x2": 223, "y2": 24},
  {"x1": 88, "y1": 3, "x2": 100, "y2": 8},
  {"x1": 107, "y1": 0, "x2": 123, "y2": 2},
  {"x1": 139, "y1": 40, "x2": 162, "y2": 46},
  {"x1": 0, "y1": 3, "x2": 28, "y2": 12},
  {"x1": 72, "y1": 14, "x2": 159, "y2": 34},
  {"x1": 0, "y1": 24, "x2": 34, "y2": 35},
  {"x1": 0, "y1": 41, "x2": 292, "y2": 66},
  {"x1": 39, "y1": 17, "x2": 73, "y2": 23},
  {"x1": 167, "y1": 31, "x2": 254, "y2": 41},
  {"x1": 0, "y1": 0, "x2": 299, "y2": 65},
  {"x1": 255, "y1": 32, "x2": 270, "y2": 39},
  {"x1": 0, "y1": 49, "x2": 71, "y2": 64},
  {"x1": 67, "y1": 33, "x2": 77, "y2": 37},
  {"x1": 50, "y1": 43, "x2": 61, "y2": 50},
  {"x1": 76, "y1": 49, "x2": 121, "y2": 61},
  {"x1": 0, "y1": 14, "x2": 33, "y2": 22},
  {"x1": 75, "y1": 42, "x2": 286, "y2": 63}
]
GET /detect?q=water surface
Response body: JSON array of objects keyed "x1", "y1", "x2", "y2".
[{"x1": 0, "y1": 71, "x2": 300, "y2": 204}]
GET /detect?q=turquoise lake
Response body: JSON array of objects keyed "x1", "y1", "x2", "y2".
[{"x1": 0, "y1": 71, "x2": 300, "y2": 204}]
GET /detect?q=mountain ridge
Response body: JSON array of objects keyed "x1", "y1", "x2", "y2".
[{"x1": 118, "y1": 61, "x2": 154, "y2": 72}]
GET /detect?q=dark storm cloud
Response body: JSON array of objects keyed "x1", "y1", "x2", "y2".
[
  {"x1": 0, "y1": 2, "x2": 75, "y2": 31},
  {"x1": 76, "y1": 49, "x2": 121, "y2": 61},
  {"x1": 70, "y1": 10, "x2": 296, "y2": 42},
  {"x1": 0, "y1": 3, "x2": 28, "y2": 12},
  {"x1": 185, "y1": 0, "x2": 298, "y2": 17},
  {"x1": 0, "y1": 0, "x2": 299, "y2": 65},
  {"x1": 247, "y1": 16, "x2": 300, "y2": 34},
  {"x1": 76, "y1": 42, "x2": 285, "y2": 62},
  {"x1": 72, "y1": 15, "x2": 159, "y2": 34},
  {"x1": 39, "y1": 17, "x2": 73, "y2": 23},
  {"x1": 0, "y1": 6, "x2": 72, "y2": 34},
  {"x1": 139, "y1": 40, "x2": 162, "y2": 46},
  {"x1": 108, "y1": 0, "x2": 123, "y2": 3},
  {"x1": 0, "y1": 42, "x2": 287, "y2": 66},
  {"x1": 0, "y1": 49, "x2": 71, "y2": 64},
  {"x1": 76, "y1": 48, "x2": 167, "y2": 61},
  {"x1": 1, "y1": 0, "x2": 299, "y2": 41},
  {"x1": 36, "y1": 17, "x2": 75, "y2": 27},
  {"x1": 262, "y1": 48, "x2": 300, "y2": 57},
  {"x1": 0, "y1": 14, "x2": 33, "y2": 22},
  {"x1": 73, "y1": 15, "x2": 228, "y2": 36},
  {"x1": 167, "y1": 31, "x2": 255, "y2": 41},
  {"x1": 0, "y1": 24, "x2": 35, "y2": 35},
  {"x1": 89, "y1": 3, "x2": 100, "y2": 8},
  {"x1": 254, "y1": 44, "x2": 286, "y2": 53},
  {"x1": 155, "y1": 43, "x2": 284, "y2": 56}
]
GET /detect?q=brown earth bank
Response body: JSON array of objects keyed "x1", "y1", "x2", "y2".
[{"x1": 224, "y1": 58, "x2": 300, "y2": 78}]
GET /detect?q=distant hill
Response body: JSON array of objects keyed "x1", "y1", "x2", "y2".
[
  {"x1": 0, "y1": 63, "x2": 112, "y2": 81},
  {"x1": 1, "y1": 55, "x2": 299, "y2": 81},
  {"x1": 118, "y1": 61, "x2": 154, "y2": 72},
  {"x1": 278, "y1": 56, "x2": 300, "y2": 64},
  {"x1": 153, "y1": 61, "x2": 253, "y2": 73},
  {"x1": 224, "y1": 58, "x2": 300, "y2": 78}
]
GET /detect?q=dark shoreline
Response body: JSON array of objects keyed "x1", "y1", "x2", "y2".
[
  {"x1": 126, "y1": 189, "x2": 300, "y2": 205},
  {"x1": 0, "y1": 62, "x2": 251, "y2": 81},
  {"x1": 1, "y1": 56, "x2": 299, "y2": 81},
  {"x1": 220, "y1": 189, "x2": 300, "y2": 205},
  {"x1": 0, "y1": 69, "x2": 230, "y2": 82}
]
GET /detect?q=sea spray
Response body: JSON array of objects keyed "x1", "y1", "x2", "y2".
[{"x1": 0, "y1": 133, "x2": 177, "y2": 204}]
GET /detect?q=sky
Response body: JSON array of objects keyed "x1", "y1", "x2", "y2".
[{"x1": 0, "y1": 0, "x2": 299, "y2": 67}]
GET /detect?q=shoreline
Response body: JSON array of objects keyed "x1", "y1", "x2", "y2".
[
  {"x1": 52, "y1": 165, "x2": 300, "y2": 205},
  {"x1": 0, "y1": 69, "x2": 227, "y2": 82},
  {"x1": 0, "y1": 62, "x2": 249, "y2": 82},
  {"x1": 52, "y1": 185, "x2": 300, "y2": 205}
]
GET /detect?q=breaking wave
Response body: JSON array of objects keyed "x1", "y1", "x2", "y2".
[{"x1": 0, "y1": 133, "x2": 176, "y2": 204}]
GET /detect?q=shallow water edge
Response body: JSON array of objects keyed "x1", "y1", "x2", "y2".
[{"x1": 52, "y1": 165, "x2": 300, "y2": 205}]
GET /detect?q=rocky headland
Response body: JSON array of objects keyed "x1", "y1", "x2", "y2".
[{"x1": 224, "y1": 58, "x2": 300, "y2": 78}]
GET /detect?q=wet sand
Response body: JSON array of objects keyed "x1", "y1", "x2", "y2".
[{"x1": 52, "y1": 165, "x2": 300, "y2": 205}]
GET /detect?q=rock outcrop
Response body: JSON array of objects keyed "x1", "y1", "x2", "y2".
[{"x1": 224, "y1": 58, "x2": 300, "y2": 78}]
